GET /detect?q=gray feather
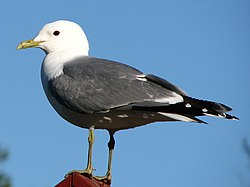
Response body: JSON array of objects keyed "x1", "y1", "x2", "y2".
[{"x1": 48, "y1": 56, "x2": 184, "y2": 113}]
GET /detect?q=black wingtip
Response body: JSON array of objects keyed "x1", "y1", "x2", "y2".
[
  {"x1": 200, "y1": 120, "x2": 209, "y2": 125},
  {"x1": 218, "y1": 103, "x2": 232, "y2": 112},
  {"x1": 225, "y1": 113, "x2": 239, "y2": 120}
]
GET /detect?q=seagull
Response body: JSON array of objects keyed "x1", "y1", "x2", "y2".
[{"x1": 17, "y1": 20, "x2": 238, "y2": 184}]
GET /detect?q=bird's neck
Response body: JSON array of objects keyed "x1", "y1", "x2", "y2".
[{"x1": 42, "y1": 48, "x2": 88, "y2": 80}]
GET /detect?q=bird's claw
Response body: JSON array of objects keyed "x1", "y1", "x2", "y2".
[
  {"x1": 94, "y1": 173, "x2": 112, "y2": 184},
  {"x1": 64, "y1": 169, "x2": 94, "y2": 178}
]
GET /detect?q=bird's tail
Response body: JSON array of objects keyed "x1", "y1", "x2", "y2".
[
  {"x1": 132, "y1": 96, "x2": 239, "y2": 124},
  {"x1": 181, "y1": 96, "x2": 239, "y2": 121}
]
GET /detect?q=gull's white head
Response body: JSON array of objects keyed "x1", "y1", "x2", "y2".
[{"x1": 17, "y1": 20, "x2": 89, "y2": 55}]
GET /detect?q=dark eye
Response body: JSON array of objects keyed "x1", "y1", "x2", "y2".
[{"x1": 53, "y1": 30, "x2": 60, "y2": 36}]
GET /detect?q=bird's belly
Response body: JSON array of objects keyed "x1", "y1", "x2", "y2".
[{"x1": 48, "y1": 95, "x2": 168, "y2": 130}]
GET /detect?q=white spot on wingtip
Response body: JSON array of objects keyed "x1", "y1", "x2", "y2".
[
  {"x1": 204, "y1": 113, "x2": 226, "y2": 118},
  {"x1": 231, "y1": 117, "x2": 239, "y2": 120},
  {"x1": 203, "y1": 113, "x2": 216, "y2": 117},
  {"x1": 143, "y1": 114, "x2": 149, "y2": 119},
  {"x1": 218, "y1": 113, "x2": 226, "y2": 118},
  {"x1": 185, "y1": 103, "x2": 191, "y2": 108},
  {"x1": 202, "y1": 108, "x2": 208, "y2": 113}
]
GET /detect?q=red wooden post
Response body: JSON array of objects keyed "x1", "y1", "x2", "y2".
[{"x1": 55, "y1": 172, "x2": 111, "y2": 187}]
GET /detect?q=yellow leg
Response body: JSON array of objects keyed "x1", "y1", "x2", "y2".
[
  {"x1": 65, "y1": 127, "x2": 95, "y2": 178},
  {"x1": 94, "y1": 131, "x2": 115, "y2": 184}
]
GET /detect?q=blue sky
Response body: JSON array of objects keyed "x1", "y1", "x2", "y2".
[{"x1": 0, "y1": 0, "x2": 249, "y2": 186}]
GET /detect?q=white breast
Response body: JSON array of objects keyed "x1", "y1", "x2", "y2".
[{"x1": 42, "y1": 48, "x2": 88, "y2": 81}]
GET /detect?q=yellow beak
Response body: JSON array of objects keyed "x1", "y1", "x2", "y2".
[{"x1": 17, "y1": 39, "x2": 44, "y2": 50}]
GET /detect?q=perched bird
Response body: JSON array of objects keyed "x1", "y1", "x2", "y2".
[{"x1": 17, "y1": 20, "x2": 238, "y2": 184}]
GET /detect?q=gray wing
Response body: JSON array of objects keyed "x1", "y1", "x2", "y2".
[{"x1": 48, "y1": 56, "x2": 186, "y2": 113}]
